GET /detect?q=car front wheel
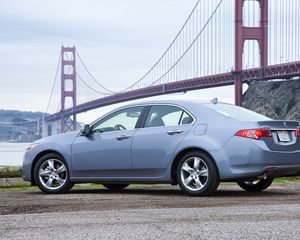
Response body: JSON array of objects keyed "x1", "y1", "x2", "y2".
[
  {"x1": 177, "y1": 151, "x2": 219, "y2": 196},
  {"x1": 33, "y1": 153, "x2": 74, "y2": 194},
  {"x1": 237, "y1": 178, "x2": 273, "y2": 192}
]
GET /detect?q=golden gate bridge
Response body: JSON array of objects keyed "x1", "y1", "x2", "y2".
[{"x1": 15, "y1": 0, "x2": 300, "y2": 136}]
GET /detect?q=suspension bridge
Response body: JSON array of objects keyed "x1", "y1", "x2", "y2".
[{"x1": 28, "y1": 0, "x2": 300, "y2": 136}]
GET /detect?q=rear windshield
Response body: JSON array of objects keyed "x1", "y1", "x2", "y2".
[{"x1": 205, "y1": 103, "x2": 271, "y2": 121}]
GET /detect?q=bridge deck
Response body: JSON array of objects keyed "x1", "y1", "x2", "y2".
[{"x1": 44, "y1": 61, "x2": 300, "y2": 122}]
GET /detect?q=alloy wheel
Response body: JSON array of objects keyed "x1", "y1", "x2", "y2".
[
  {"x1": 38, "y1": 159, "x2": 68, "y2": 190},
  {"x1": 180, "y1": 157, "x2": 209, "y2": 191}
]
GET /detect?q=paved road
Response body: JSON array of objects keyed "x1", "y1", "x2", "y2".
[
  {"x1": 2, "y1": 204, "x2": 300, "y2": 240},
  {"x1": 1, "y1": 183, "x2": 300, "y2": 239}
]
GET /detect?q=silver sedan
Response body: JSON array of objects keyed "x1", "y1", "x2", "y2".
[{"x1": 23, "y1": 99, "x2": 300, "y2": 196}]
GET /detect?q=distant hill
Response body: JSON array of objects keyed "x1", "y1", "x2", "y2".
[
  {"x1": 243, "y1": 80, "x2": 300, "y2": 120},
  {"x1": 0, "y1": 109, "x2": 44, "y2": 123},
  {"x1": 0, "y1": 110, "x2": 44, "y2": 141}
]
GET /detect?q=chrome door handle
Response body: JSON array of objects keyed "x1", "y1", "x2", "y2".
[
  {"x1": 167, "y1": 130, "x2": 183, "y2": 135},
  {"x1": 116, "y1": 135, "x2": 131, "y2": 140}
]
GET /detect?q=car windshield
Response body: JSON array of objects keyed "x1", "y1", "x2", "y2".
[{"x1": 205, "y1": 103, "x2": 271, "y2": 121}]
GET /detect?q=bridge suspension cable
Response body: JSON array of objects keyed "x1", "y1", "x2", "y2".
[
  {"x1": 120, "y1": 0, "x2": 202, "y2": 92},
  {"x1": 44, "y1": 0, "x2": 230, "y2": 116},
  {"x1": 76, "y1": 72, "x2": 112, "y2": 95},
  {"x1": 149, "y1": 0, "x2": 223, "y2": 87},
  {"x1": 75, "y1": 49, "x2": 115, "y2": 93},
  {"x1": 44, "y1": 52, "x2": 61, "y2": 114},
  {"x1": 119, "y1": 0, "x2": 226, "y2": 92}
]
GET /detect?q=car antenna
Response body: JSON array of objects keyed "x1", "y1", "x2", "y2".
[{"x1": 210, "y1": 98, "x2": 218, "y2": 104}]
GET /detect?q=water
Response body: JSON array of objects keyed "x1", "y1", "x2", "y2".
[{"x1": 0, "y1": 142, "x2": 28, "y2": 166}]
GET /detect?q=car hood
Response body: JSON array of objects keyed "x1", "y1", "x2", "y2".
[{"x1": 34, "y1": 130, "x2": 81, "y2": 145}]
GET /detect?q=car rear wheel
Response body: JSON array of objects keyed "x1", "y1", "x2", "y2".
[
  {"x1": 102, "y1": 184, "x2": 129, "y2": 190},
  {"x1": 237, "y1": 178, "x2": 273, "y2": 192},
  {"x1": 33, "y1": 153, "x2": 74, "y2": 194},
  {"x1": 177, "y1": 151, "x2": 219, "y2": 196}
]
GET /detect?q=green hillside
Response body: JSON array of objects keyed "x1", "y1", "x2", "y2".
[{"x1": 0, "y1": 110, "x2": 44, "y2": 141}]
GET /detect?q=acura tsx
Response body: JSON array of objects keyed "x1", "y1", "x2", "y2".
[{"x1": 23, "y1": 99, "x2": 300, "y2": 196}]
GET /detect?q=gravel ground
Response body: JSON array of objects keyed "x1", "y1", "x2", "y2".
[{"x1": 1, "y1": 183, "x2": 300, "y2": 239}]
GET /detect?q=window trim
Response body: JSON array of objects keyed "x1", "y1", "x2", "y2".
[
  {"x1": 136, "y1": 105, "x2": 151, "y2": 129},
  {"x1": 140, "y1": 104, "x2": 196, "y2": 129},
  {"x1": 178, "y1": 111, "x2": 185, "y2": 125}
]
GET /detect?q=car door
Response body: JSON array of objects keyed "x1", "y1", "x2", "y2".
[
  {"x1": 71, "y1": 106, "x2": 145, "y2": 178},
  {"x1": 132, "y1": 105, "x2": 195, "y2": 177}
]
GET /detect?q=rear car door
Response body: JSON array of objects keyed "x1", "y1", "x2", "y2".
[{"x1": 132, "y1": 105, "x2": 195, "y2": 177}]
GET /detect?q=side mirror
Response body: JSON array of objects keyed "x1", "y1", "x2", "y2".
[{"x1": 82, "y1": 124, "x2": 92, "y2": 136}]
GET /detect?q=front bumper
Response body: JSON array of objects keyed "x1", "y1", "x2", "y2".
[{"x1": 22, "y1": 150, "x2": 35, "y2": 182}]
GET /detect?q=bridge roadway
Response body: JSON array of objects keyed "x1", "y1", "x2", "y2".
[{"x1": 44, "y1": 61, "x2": 300, "y2": 122}]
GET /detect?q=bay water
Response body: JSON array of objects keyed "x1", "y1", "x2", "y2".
[{"x1": 0, "y1": 142, "x2": 28, "y2": 166}]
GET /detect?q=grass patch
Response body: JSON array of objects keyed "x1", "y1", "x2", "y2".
[
  {"x1": 0, "y1": 185, "x2": 37, "y2": 190},
  {"x1": 0, "y1": 183, "x2": 171, "y2": 191},
  {"x1": 0, "y1": 184, "x2": 105, "y2": 191},
  {"x1": 73, "y1": 184, "x2": 104, "y2": 189},
  {"x1": 0, "y1": 165, "x2": 22, "y2": 178},
  {"x1": 274, "y1": 177, "x2": 300, "y2": 183}
]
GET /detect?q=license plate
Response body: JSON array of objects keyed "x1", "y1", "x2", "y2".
[{"x1": 277, "y1": 131, "x2": 290, "y2": 142}]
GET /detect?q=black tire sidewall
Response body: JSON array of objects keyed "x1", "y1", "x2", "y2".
[
  {"x1": 176, "y1": 151, "x2": 219, "y2": 196},
  {"x1": 33, "y1": 153, "x2": 73, "y2": 194},
  {"x1": 237, "y1": 178, "x2": 273, "y2": 192},
  {"x1": 102, "y1": 184, "x2": 129, "y2": 190}
]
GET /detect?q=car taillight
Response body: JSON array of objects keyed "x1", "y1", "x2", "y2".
[
  {"x1": 295, "y1": 129, "x2": 300, "y2": 137},
  {"x1": 235, "y1": 129, "x2": 272, "y2": 140}
]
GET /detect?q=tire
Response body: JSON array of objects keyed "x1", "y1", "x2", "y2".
[
  {"x1": 237, "y1": 178, "x2": 273, "y2": 192},
  {"x1": 176, "y1": 151, "x2": 219, "y2": 196},
  {"x1": 33, "y1": 153, "x2": 74, "y2": 194},
  {"x1": 102, "y1": 184, "x2": 129, "y2": 190}
]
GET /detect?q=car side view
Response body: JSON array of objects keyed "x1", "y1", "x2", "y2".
[{"x1": 23, "y1": 99, "x2": 300, "y2": 196}]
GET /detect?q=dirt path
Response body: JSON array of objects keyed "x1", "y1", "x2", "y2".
[{"x1": 1, "y1": 183, "x2": 299, "y2": 215}]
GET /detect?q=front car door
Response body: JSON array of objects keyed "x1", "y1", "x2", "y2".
[
  {"x1": 132, "y1": 104, "x2": 195, "y2": 177},
  {"x1": 71, "y1": 106, "x2": 144, "y2": 178}
]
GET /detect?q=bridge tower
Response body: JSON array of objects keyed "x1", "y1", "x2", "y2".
[
  {"x1": 234, "y1": 0, "x2": 268, "y2": 106},
  {"x1": 60, "y1": 46, "x2": 77, "y2": 132}
]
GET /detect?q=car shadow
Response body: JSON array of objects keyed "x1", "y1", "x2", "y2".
[{"x1": 63, "y1": 187, "x2": 298, "y2": 197}]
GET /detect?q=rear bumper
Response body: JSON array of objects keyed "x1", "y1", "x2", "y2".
[
  {"x1": 261, "y1": 165, "x2": 300, "y2": 179},
  {"x1": 211, "y1": 137, "x2": 300, "y2": 181}
]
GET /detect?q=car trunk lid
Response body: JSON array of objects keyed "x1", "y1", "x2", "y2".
[{"x1": 258, "y1": 120, "x2": 300, "y2": 151}]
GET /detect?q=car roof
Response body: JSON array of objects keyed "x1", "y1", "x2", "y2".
[
  {"x1": 119, "y1": 98, "x2": 230, "y2": 108},
  {"x1": 89, "y1": 98, "x2": 234, "y2": 126},
  {"x1": 121, "y1": 99, "x2": 206, "y2": 106}
]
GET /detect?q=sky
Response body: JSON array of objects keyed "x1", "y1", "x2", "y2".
[{"x1": 0, "y1": 0, "x2": 242, "y2": 123}]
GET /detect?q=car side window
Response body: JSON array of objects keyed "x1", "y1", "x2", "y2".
[
  {"x1": 144, "y1": 105, "x2": 193, "y2": 128},
  {"x1": 179, "y1": 111, "x2": 194, "y2": 125},
  {"x1": 92, "y1": 106, "x2": 144, "y2": 133}
]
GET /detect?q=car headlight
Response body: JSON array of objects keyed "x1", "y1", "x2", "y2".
[{"x1": 26, "y1": 143, "x2": 38, "y2": 151}]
